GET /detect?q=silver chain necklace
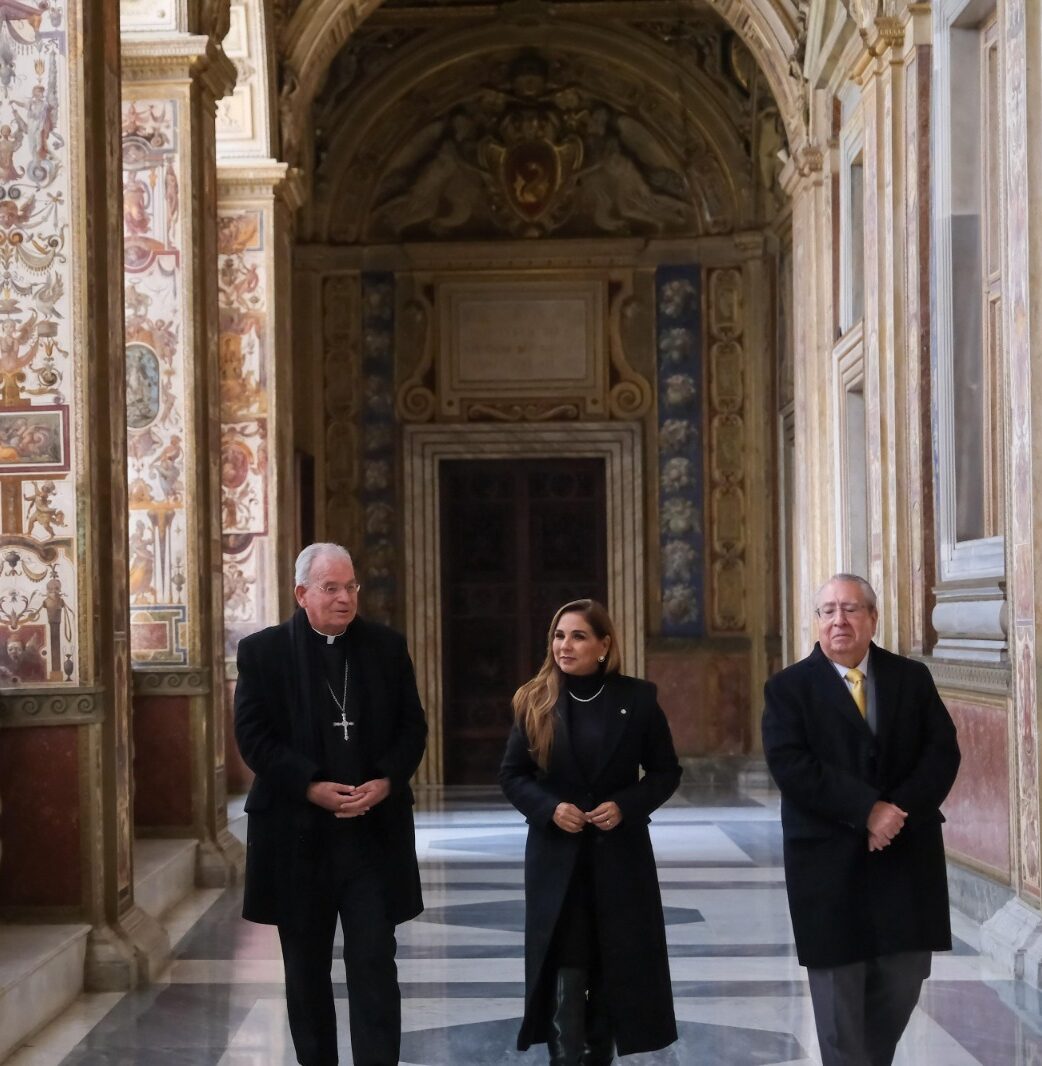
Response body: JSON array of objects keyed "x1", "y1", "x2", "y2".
[
  {"x1": 569, "y1": 684, "x2": 605, "y2": 703},
  {"x1": 327, "y1": 658, "x2": 349, "y2": 716}
]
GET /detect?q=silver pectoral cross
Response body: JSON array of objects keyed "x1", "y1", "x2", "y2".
[{"x1": 332, "y1": 711, "x2": 355, "y2": 742}]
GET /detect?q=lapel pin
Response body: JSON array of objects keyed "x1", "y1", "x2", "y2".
[{"x1": 621, "y1": 708, "x2": 627, "y2": 715}]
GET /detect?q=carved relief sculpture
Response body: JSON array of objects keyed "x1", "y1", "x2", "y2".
[{"x1": 366, "y1": 50, "x2": 703, "y2": 242}]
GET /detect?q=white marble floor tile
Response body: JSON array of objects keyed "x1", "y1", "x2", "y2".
[{"x1": 649, "y1": 824, "x2": 756, "y2": 863}]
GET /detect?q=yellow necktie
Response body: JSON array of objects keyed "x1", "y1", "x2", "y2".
[{"x1": 845, "y1": 668, "x2": 866, "y2": 718}]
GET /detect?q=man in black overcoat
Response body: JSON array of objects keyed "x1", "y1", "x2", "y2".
[
  {"x1": 234, "y1": 542, "x2": 427, "y2": 1066},
  {"x1": 762, "y1": 573, "x2": 960, "y2": 1066}
]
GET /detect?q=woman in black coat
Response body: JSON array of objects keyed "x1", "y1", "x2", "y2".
[{"x1": 499, "y1": 599, "x2": 681, "y2": 1065}]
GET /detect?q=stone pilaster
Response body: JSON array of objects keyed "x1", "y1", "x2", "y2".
[
  {"x1": 216, "y1": 163, "x2": 301, "y2": 665},
  {"x1": 1002, "y1": 0, "x2": 1042, "y2": 909},
  {"x1": 782, "y1": 131, "x2": 834, "y2": 652},
  {"x1": 120, "y1": 32, "x2": 242, "y2": 886},
  {"x1": 857, "y1": 23, "x2": 908, "y2": 650},
  {"x1": 898, "y1": 9, "x2": 935, "y2": 656},
  {"x1": 214, "y1": 162, "x2": 298, "y2": 787}
]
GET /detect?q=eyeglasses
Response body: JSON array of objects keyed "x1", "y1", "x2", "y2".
[
  {"x1": 815, "y1": 602, "x2": 868, "y2": 619},
  {"x1": 315, "y1": 582, "x2": 362, "y2": 596}
]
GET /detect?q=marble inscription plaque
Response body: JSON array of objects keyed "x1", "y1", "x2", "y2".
[{"x1": 440, "y1": 281, "x2": 603, "y2": 409}]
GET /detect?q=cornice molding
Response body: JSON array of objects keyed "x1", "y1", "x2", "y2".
[
  {"x1": 918, "y1": 656, "x2": 1012, "y2": 698},
  {"x1": 131, "y1": 667, "x2": 212, "y2": 696},
  {"x1": 0, "y1": 686, "x2": 105, "y2": 727}
]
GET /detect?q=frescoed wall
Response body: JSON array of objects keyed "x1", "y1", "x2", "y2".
[
  {"x1": 0, "y1": 5, "x2": 77, "y2": 685},
  {"x1": 122, "y1": 98, "x2": 192, "y2": 665},
  {"x1": 219, "y1": 206, "x2": 275, "y2": 656}
]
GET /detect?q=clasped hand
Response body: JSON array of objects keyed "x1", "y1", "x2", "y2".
[
  {"x1": 306, "y1": 777, "x2": 391, "y2": 818},
  {"x1": 553, "y1": 801, "x2": 622, "y2": 833},
  {"x1": 867, "y1": 800, "x2": 908, "y2": 852}
]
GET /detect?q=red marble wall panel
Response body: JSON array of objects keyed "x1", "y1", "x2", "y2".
[
  {"x1": 225, "y1": 678, "x2": 253, "y2": 794},
  {"x1": 647, "y1": 648, "x2": 750, "y2": 755},
  {"x1": 941, "y1": 696, "x2": 1011, "y2": 881},
  {"x1": 132, "y1": 695, "x2": 192, "y2": 828},
  {"x1": 0, "y1": 726, "x2": 81, "y2": 907}
]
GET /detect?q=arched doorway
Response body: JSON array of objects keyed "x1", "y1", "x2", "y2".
[{"x1": 288, "y1": 1, "x2": 793, "y2": 783}]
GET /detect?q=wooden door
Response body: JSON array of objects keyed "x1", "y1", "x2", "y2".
[{"x1": 440, "y1": 458, "x2": 608, "y2": 784}]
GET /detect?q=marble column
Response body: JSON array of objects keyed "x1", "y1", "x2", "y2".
[{"x1": 120, "y1": 29, "x2": 243, "y2": 886}]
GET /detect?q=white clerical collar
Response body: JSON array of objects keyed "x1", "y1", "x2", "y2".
[{"x1": 309, "y1": 623, "x2": 346, "y2": 645}]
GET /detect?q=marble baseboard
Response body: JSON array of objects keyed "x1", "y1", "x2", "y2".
[
  {"x1": 948, "y1": 860, "x2": 1015, "y2": 927},
  {"x1": 979, "y1": 897, "x2": 1042, "y2": 981},
  {"x1": 133, "y1": 838, "x2": 198, "y2": 922}
]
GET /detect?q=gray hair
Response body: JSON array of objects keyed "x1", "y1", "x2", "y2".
[
  {"x1": 294, "y1": 542, "x2": 353, "y2": 587},
  {"x1": 815, "y1": 572, "x2": 877, "y2": 610}
]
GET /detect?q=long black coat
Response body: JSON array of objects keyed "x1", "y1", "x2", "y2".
[
  {"x1": 499, "y1": 673, "x2": 681, "y2": 1056},
  {"x1": 234, "y1": 610, "x2": 428, "y2": 929},
  {"x1": 762, "y1": 642, "x2": 960, "y2": 968}
]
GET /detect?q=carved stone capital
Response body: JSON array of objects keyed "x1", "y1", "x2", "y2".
[
  {"x1": 217, "y1": 160, "x2": 304, "y2": 211},
  {"x1": 794, "y1": 142, "x2": 825, "y2": 177},
  {"x1": 121, "y1": 34, "x2": 238, "y2": 101},
  {"x1": 131, "y1": 667, "x2": 212, "y2": 696},
  {"x1": 0, "y1": 686, "x2": 105, "y2": 727},
  {"x1": 865, "y1": 15, "x2": 906, "y2": 57}
]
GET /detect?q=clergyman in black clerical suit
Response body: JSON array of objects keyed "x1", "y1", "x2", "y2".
[
  {"x1": 234, "y1": 542, "x2": 427, "y2": 1066},
  {"x1": 762, "y1": 573, "x2": 960, "y2": 1066}
]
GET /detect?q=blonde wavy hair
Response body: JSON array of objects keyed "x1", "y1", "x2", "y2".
[{"x1": 512, "y1": 599, "x2": 623, "y2": 768}]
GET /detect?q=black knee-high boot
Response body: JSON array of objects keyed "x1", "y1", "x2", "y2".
[
  {"x1": 548, "y1": 967, "x2": 587, "y2": 1066},
  {"x1": 582, "y1": 976, "x2": 614, "y2": 1066}
]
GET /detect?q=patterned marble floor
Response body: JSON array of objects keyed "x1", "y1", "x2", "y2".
[{"x1": 11, "y1": 784, "x2": 1042, "y2": 1065}]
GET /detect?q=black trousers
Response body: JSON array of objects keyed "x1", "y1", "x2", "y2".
[
  {"x1": 277, "y1": 835, "x2": 400, "y2": 1066},
  {"x1": 807, "y1": 950, "x2": 932, "y2": 1066}
]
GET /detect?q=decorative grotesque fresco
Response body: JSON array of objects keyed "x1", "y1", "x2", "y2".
[
  {"x1": 363, "y1": 49, "x2": 729, "y2": 243},
  {"x1": 656, "y1": 266, "x2": 704, "y2": 638},
  {"x1": 122, "y1": 99, "x2": 191, "y2": 664},
  {"x1": 219, "y1": 207, "x2": 273, "y2": 657},
  {"x1": 0, "y1": 6, "x2": 77, "y2": 685}
]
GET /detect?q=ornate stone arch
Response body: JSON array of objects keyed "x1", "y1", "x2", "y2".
[{"x1": 280, "y1": 0, "x2": 809, "y2": 169}]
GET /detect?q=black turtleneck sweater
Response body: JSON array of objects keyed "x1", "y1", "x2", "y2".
[{"x1": 565, "y1": 669, "x2": 607, "y2": 784}]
